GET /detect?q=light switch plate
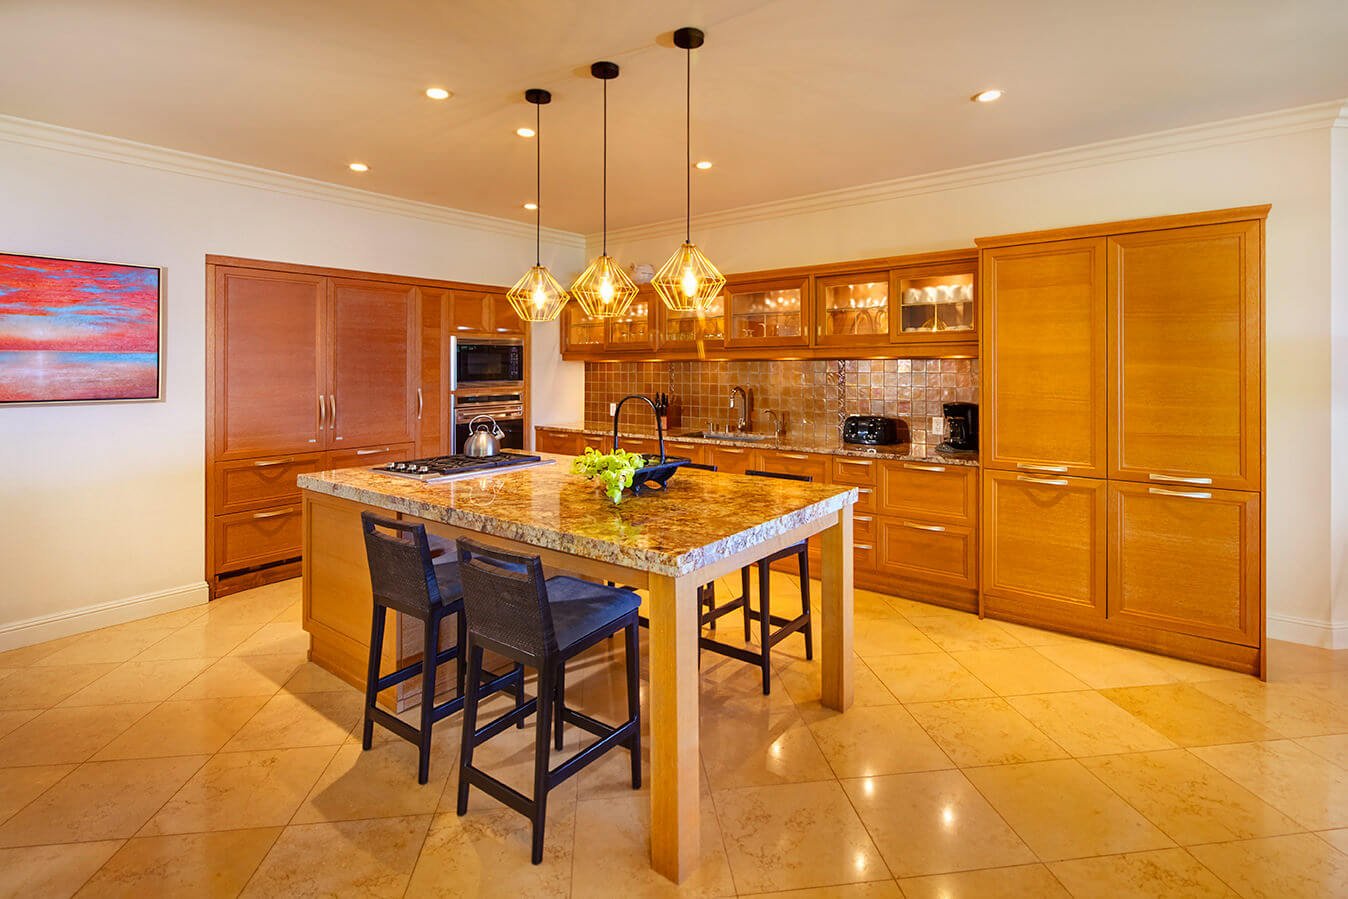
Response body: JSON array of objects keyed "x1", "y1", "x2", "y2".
[{"x1": 931, "y1": 416, "x2": 945, "y2": 436}]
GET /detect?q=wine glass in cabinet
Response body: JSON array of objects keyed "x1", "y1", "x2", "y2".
[
  {"x1": 561, "y1": 303, "x2": 607, "y2": 355},
  {"x1": 660, "y1": 292, "x2": 725, "y2": 353},
  {"x1": 724, "y1": 277, "x2": 809, "y2": 349},
  {"x1": 814, "y1": 270, "x2": 890, "y2": 347},
  {"x1": 606, "y1": 288, "x2": 659, "y2": 353}
]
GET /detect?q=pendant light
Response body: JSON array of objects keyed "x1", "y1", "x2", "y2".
[
  {"x1": 506, "y1": 89, "x2": 570, "y2": 323},
  {"x1": 570, "y1": 61, "x2": 639, "y2": 318},
  {"x1": 652, "y1": 27, "x2": 725, "y2": 313}
]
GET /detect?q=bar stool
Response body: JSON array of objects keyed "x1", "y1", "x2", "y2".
[
  {"x1": 359, "y1": 513, "x2": 523, "y2": 785},
  {"x1": 698, "y1": 469, "x2": 814, "y2": 693},
  {"x1": 455, "y1": 537, "x2": 642, "y2": 865}
]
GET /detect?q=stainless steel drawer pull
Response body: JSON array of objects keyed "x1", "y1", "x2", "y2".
[
  {"x1": 779, "y1": 453, "x2": 810, "y2": 460},
  {"x1": 1017, "y1": 475, "x2": 1069, "y2": 486},
  {"x1": 355, "y1": 447, "x2": 392, "y2": 456},
  {"x1": 1017, "y1": 462, "x2": 1068, "y2": 473},
  {"x1": 856, "y1": 515, "x2": 873, "y2": 523},
  {"x1": 839, "y1": 459, "x2": 873, "y2": 466},
  {"x1": 417, "y1": 387, "x2": 424, "y2": 420},
  {"x1": 1149, "y1": 487, "x2": 1212, "y2": 500},
  {"x1": 904, "y1": 462, "x2": 947, "y2": 472},
  {"x1": 251, "y1": 509, "x2": 294, "y2": 520},
  {"x1": 854, "y1": 543, "x2": 874, "y2": 551},
  {"x1": 1149, "y1": 473, "x2": 1212, "y2": 485},
  {"x1": 318, "y1": 395, "x2": 326, "y2": 430},
  {"x1": 252, "y1": 458, "x2": 294, "y2": 467},
  {"x1": 903, "y1": 522, "x2": 947, "y2": 532}
]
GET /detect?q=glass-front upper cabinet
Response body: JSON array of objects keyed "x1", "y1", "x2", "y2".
[
  {"x1": 724, "y1": 277, "x2": 809, "y2": 349},
  {"x1": 891, "y1": 263, "x2": 977, "y2": 345},
  {"x1": 561, "y1": 302, "x2": 606, "y2": 354},
  {"x1": 814, "y1": 270, "x2": 890, "y2": 346},
  {"x1": 660, "y1": 292, "x2": 725, "y2": 353},
  {"x1": 606, "y1": 287, "x2": 659, "y2": 353}
]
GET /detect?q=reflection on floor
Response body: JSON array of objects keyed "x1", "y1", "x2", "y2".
[{"x1": 0, "y1": 574, "x2": 1345, "y2": 897}]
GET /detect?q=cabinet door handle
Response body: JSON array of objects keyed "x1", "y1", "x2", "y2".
[
  {"x1": 1017, "y1": 475, "x2": 1069, "y2": 486},
  {"x1": 1149, "y1": 487, "x2": 1212, "y2": 500},
  {"x1": 318, "y1": 395, "x2": 326, "y2": 430},
  {"x1": 904, "y1": 462, "x2": 947, "y2": 472},
  {"x1": 1017, "y1": 462, "x2": 1068, "y2": 473},
  {"x1": 252, "y1": 458, "x2": 294, "y2": 467},
  {"x1": 854, "y1": 543, "x2": 874, "y2": 551},
  {"x1": 903, "y1": 521, "x2": 947, "y2": 532},
  {"x1": 856, "y1": 515, "x2": 873, "y2": 523},
  {"x1": 839, "y1": 458, "x2": 873, "y2": 467},
  {"x1": 1149, "y1": 473, "x2": 1212, "y2": 485},
  {"x1": 329, "y1": 395, "x2": 338, "y2": 439},
  {"x1": 779, "y1": 452, "x2": 810, "y2": 460},
  {"x1": 354, "y1": 447, "x2": 392, "y2": 456},
  {"x1": 251, "y1": 508, "x2": 294, "y2": 520},
  {"x1": 417, "y1": 387, "x2": 424, "y2": 420}
]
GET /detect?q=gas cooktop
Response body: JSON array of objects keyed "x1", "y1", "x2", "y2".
[{"x1": 375, "y1": 451, "x2": 551, "y2": 483}]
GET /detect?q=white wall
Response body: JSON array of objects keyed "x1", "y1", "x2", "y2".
[
  {"x1": 0, "y1": 118, "x2": 585, "y2": 647},
  {"x1": 597, "y1": 101, "x2": 1348, "y2": 647}
]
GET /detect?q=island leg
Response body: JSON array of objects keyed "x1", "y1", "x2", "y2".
[
  {"x1": 820, "y1": 506, "x2": 855, "y2": 711},
  {"x1": 646, "y1": 572, "x2": 700, "y2": 882}
]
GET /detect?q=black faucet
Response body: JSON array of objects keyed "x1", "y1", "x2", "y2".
[{"x1": 611, "y1": 394, "x2": 667, "y2": 462}]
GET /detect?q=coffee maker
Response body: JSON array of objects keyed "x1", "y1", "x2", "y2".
[{"x1": 937, "y1": 402, "x2": 978, "y2": 453}]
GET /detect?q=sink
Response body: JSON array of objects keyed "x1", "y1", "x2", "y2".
[{"x1": 677, "y1": 430, "x2": 774, "y2": 443}]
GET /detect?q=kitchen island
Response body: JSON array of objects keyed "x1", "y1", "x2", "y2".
[{"x1": 297, "y1": 455, "x2": 857, "y2": 882}]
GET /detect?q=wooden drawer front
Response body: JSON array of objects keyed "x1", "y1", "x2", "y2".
[
  {"x1": 853, "y1": 514, "x2": 878, "y2": 571},
  {"x1": 853, "y1": 513, "x2": 876, "y2": 545},
  {"x1": 878, "y1": 461, "x2": 977, "y2": 523},
  {"x1": 619, "y1": 437, "x2": 661, "y2": 459},
  {"x1": 854, "y1": 485, "x2": 877, "y2": 514},
  {"x1": 215, "y1": 453, "x2": 324, "y2": 515},
  {"x1": 753, "y1": 450, "x2": 830, "y2": 483},
  {"x1": 326, "y1": 443, "x2": 414, "y2": 470},
  {"x1": 535, "y1": 429, "x2": 583, "y2": 455},
  {"x1": 708, "y1": 445, "x2": 754, "y2": 475},
  {"x1": 1108, "y1": 482, "x2": 1260, "y2": 646},
  {"x1": 215, "y1": 505, "x2": 302, "y2": 573},
  {"x1": 878, "y1": 518, "x2": 976, "y2": 588},
  {"x1": 832, "y1": 456, "x2": 878, "y2": 486},
  {"x1": 983, "y1": 471, "x2": 1106, "y2": 619},
  {"x1": 662, "y1": 440, "x2": 708, "y2": 466}
]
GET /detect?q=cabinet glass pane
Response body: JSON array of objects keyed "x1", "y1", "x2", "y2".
[
  {"x1": 609, "y1": 295, "x2": 652, "y2": 345},
  {"x1": 729, "y1": 287, "x2": 802, "y2": 341},
  {"x1": 567, "y1": 308, "x2": 605, "y2": 347},
  {"x1": 897, "y1": 273, "x2": 974, "y2": 334},
  {"x1": 663, "y1": 294, "x2": 724, "y2": 344},
  {"x1": 821, "y1": 278, "x2": 888, "y2": 338}
]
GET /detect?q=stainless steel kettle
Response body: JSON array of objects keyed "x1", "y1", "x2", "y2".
[{"x1": 463, "y1": 414, "x2": 504, "y2": 457}]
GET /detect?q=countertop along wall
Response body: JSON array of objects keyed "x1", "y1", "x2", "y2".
[
  {"x1": 591, "y1": 100, "x2": 1348, "y2": 648},
  {"x1": 0, "y1": 116, "x2": 586, "y2": 648}
]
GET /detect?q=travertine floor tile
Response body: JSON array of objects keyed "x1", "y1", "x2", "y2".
[
  {"x1": 292, "y1": 739, "x2": 450, "y2": 824},
  {"x1": 58, "y1": 658, "x2": 212, "y2": 707},
  {"x1": 906, "y1": 616, "x2": 1024, "y2": 652},
  {"x1": 807, "y1": 705, "x2": 951, "y2": 778},
  {"x1": 0, "y1": 708, "x2": 39, "y2": 741},
  {"x1": 947, "y1": 647, "x2": 1089, "y2": 696},
  {"x1": 33, "y1": 628, "x2": 177, "y2": 667},
  {"x1": 863, "y1": 653, "x2": 993, "y2": 704},
  {"x1": 1007, "y1": 691, "x2": 1176, "y2": 757},
  {"x1": 1100, "y1": 683, "x2": 1284, "y2": 746},
  {"x1": 714, "y1": 780, "x2": 887, "y2": 893},
  {"x1": 1081, "y1": 750, "x2": 1302, "y2": 844},
  {"x1": 965, "y1": 759, "x2": 1174, "y2": 860},
  {"x1": 0, "y1": 702, "x2": 156, "y2": 767},
  {"x1": 0, "y1": 841, "x2": 123, "y2": 898},
  {"x1": 1192, "y1": 678, "x2": 1348, "y2": 738},
  {"x1": 77, "y1": 827, "x2": 280, "y2": 898},
  {"x1": 0, "y1": 763, "x2": 75, "y2": 824},
  {"x1": 406, "y1": 808, "x2": 574, "y2": 898},
  {"x1": 1188, "y1": 833, "x2": 1348, "y2": 899},
  {"x1": 284, "y1": 661, "x2": 357, "y2": 694},
  {"x1": 906, "y1": 697, "x2": 1067, "y2": 767},
  {"x1": 0, "y1": 634, "x2": 84, "y2": 668},
  {"x1": 852, "y1": 616, "x2": 941, "y2": 657},
  {"x1": 170, "y1": 653, "x2": 307, "y2": 700},
  {"x1": 230, "y1": 622, "x2": 312, "y2": 657},
  {"x1": 897, "y1": 864, "x2": 1069, "y2": 898},
  {"x1": 778, "y1": 656, "x2": 898, "y2": 714},
  {"x1": 1321, "y1": 828, "x2": 1348, "y2": 854},
  {"x1": 1048, "y1": 848, "x2": 1237, "y2": 898},
  {"x1": 1032, "y1": 642, "x2": 1180, "y2": 689},
  {"x1": 745, "y1": 881, "x2": 901, "y2": 899},
  {"x1": 699, "y1": 703, "x2": 834, "y2": 790},
  {"x1": 842, "y1": 770, "x2": 1035, "y2": 877},
  {"x1": 0, "y1": 756, "x2": 205, "y2": 846},
  {"x1": 241, "y1": 814, "x2": 432, "y2": 898},
  {"x1": 0, "y1": 662, "x2": 119, "y2": 710},
  {"x1": 134, "y1": 622, "x2": 261, "y2": 661},
  {"x1": 92, "y1": 695, "x2": 268, "y2": 760},
  {"x1": 221, "y1": 690, "x2": 362, "y2": 752},
  {"x1": 1191, "y1": 739, "x2": 1348, "y2": 830}
]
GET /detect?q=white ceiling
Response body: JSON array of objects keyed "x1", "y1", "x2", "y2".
[{"x1": 2, "y1": 0, "x2": 1346, "y2": 234}]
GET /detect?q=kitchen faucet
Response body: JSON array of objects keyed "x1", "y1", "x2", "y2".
[{"x1": 729, "y1": 385, "x2": 750, "y2": 432}]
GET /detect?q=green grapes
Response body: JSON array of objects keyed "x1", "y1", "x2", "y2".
[{"x1": 571, "y1": 447, "x2": 649, "y2": 504}]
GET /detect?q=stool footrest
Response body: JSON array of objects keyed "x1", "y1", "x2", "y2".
[{"x1": 549, "y1": 719, "x2": 637, "y2": 788}]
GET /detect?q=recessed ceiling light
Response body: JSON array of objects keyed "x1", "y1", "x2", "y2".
[
  {"x1": 348, "y1": 162, "x2": 369, "y2": 172},
  {"x1": 523, "y1": 202, "x2": 538, "y2": 210},
  {"x1": 695, "y1": 160, "x2": 713, "y2": 170},
  {"x1": 516, "y1": 127, "x2": 536, "y2": 138},
  {"x1": 425, "y1": 87, "x2": 451, "y2": 100},
  {"x1": 972, "y1": 88, "x2": 1004, "y2": 103}
]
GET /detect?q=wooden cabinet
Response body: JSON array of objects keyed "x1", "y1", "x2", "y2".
[
  {"x1": 212, "y1": 454, "x2": 325, "y2": 516},
  {"x1": 1108, "y1": 221, "x2": 1263, "y2": 491},
  {"x1": 607, "y1": 289, "x2": 660, "y2": 353},
  {"x1": 662, "y1": 439, "x2": 708, "y2": 466},
  {"x1": 416, "y1": 289, "x2": 448, "y2": 456},
  {"x1": 878, "y1": 518, "x2": 977, "y2": 593},
  {"x1": 982, "y1": 471, "x2": 1107, "y2": 623},
  {"x1": 891, "y1": 260, "x2": 977, "y2": 351},
  {"x1": 536, "y1": 427, "x2": 584, "y2": 455},
  {"x1": 814, "y1": 270, "x2": 890, "y2": 347},
  {"x1": 752, "y1": 449, "x2": 830, "y2": 483},
  {"x1": 214, "y1": 505, "x2": 303, "y2": 574},
  {"x1": 327, "y1": 280, "x2": 418, "y2": 450},
  {"x1": 724, "y1": 277, "x2": 809, "y2": 349},
  {"x1": 490, "y1": 293, "x2": 526, "y2": 335},
  {"x1": 981, "y1": 238, "x2": 1108, "y2": 477},
  {"x1": 659, "y1": 293, "x2": 725, "y2": 354},
  {"x1": 1108, "y1": 482, "x2": 1261, "y2": 647},
  {"x1": 707, "y1": 445, "x2": 754, "y2": 474},
  {"x1": 326, "y1": 443, "x2": 415, "y2": 470},
  {"x1": 562, "y1": 303, "x2": 607, "y2": 355},
  {"x1": 878, "y1": 460, "x2": 978, "y2": 523}
]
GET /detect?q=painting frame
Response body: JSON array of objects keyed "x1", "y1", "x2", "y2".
[{"x1": 0, "y1": 251, "x2": 164, "y2": 407}]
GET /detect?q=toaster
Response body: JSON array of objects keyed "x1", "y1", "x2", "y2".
[{"x1": 842, "y1": 415, "x2": 899, "y2": 445}]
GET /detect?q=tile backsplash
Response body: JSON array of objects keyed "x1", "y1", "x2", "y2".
[{"x1": 583, "y1": 358, "x2": 978, "y2": 451}]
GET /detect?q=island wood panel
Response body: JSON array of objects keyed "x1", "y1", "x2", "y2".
[
  {"x1": 981, "y1": 238, "x2": 1108, "y2": 477},
  {"x1": 417, "y1": 288, "x2": 448, "y2": 457},
  {"x1": 1108, "y1": 220, "x2": 1263, "y2": 490},
  {"x1": 327, "y1": 279, "x2": 419, "y2": 450}
]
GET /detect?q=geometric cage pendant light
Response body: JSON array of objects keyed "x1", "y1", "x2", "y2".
[
  {"x1": 570, "y1": 61, "x2": 639, "y2": 318},
  {"x1": 506, "y1": 88, "x2": 571, "y2": 323},
  {"x1": 651, "y1": 26, "x2": 726, "y2": 313}
]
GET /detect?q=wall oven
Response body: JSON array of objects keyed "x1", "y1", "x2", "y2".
[
  {"x1": 451, "y1": 336, "x2": 524, "y2": 389},
  {"x1": 451, "y1": 392, "x2": 525, "y2": 453}
]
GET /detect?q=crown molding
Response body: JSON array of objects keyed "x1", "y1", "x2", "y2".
[
  {"x1": 0, "y1": 114, "x2": 586, "y2": 251},
  {"x1": 599, "y1": 99, "x2": 1348, "y2": 246}
]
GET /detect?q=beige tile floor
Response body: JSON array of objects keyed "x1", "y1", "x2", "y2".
[{"x1": 1, "y1": 574, "x2": 1346, "y2": 897}]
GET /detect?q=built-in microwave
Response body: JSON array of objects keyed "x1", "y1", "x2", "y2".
[{"x1": 451, "y1": 336, "x2": 524, "y2": 388}]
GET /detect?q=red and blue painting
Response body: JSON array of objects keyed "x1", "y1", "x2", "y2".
[{"x1": 0, "y1": 253, "x2": 161, "y2": 404}]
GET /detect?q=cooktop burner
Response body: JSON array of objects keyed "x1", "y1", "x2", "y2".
[{"x1": 376, "y1": 451, "x2": 550, "y2": 483}]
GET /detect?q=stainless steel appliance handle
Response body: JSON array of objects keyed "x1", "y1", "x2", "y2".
[
  {"x1": 1017, "y1": 462, "x2": 1068, "y2": 473},
  {"x1": 354, "y1": 447, "x2": 391, "y2": 456},
  {"x1": 902, "y1": 521, "x2": 947, "y2": 532},
  {"x1": 318, "y1": 395, "x2": 325, "y2": 430},
  {"x1": 1017, "y1": 475, "x2": 1070, "y2": 486},
  {"x1": 448, "y1": 336, "x2": 458, "y2": 390},
  {"x1": 1149, "y1": 487, "x2": 1212, "y2": 500},
  {"x1": 1149, "y1": 473, "x2": 1213, "y2": 485},
  {"x1": 251, "y1": 508, "x2": 294, "y2": 520},
  {"x1": 904, "y1": 462, "x2": 947, "y2": 472},
  {"x1": 252, "y1": 458, "x2": 294, "y2": 467}
]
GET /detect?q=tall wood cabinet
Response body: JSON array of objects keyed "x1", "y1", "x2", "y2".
[
  {"x1": 977, "y1": 206, "x2": 1268, "y2": 674},
  {"x1": 206, "y1": 257, "x2": 518, "y2": 597}
]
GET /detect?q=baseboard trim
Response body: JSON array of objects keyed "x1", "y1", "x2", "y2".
[
  {"x1": 0, "y1": 582, "x2": 210, "y2": 651},
  {"x1": 1267, "y1": 613, "x2": 1348, "y2": 650}
]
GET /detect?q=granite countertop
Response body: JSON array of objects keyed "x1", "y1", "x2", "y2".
[
  {"x1": 539, "y1": 422, "x2": 980, "y2": 467},
  {"x1": 298, "y1": 456, "x2": 856, "y2": 577}
]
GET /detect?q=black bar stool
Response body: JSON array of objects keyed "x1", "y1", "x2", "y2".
[
  {"x1": 359, "y1": 513, "x2": 523, "y2": 785},
  {"x1": 455, "y1": 537, "x2": 642, "y2": 865},
  {"x1": 698, "y1": 469, "x2": 814, "y2": 693}
]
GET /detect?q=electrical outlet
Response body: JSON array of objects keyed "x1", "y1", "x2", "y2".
[
  {"x1": 609, "y1": 402, "x2": 617, "y2": 417},
  {"x1": 931, "y1": 416, "x2": 945, "y2": 437}
]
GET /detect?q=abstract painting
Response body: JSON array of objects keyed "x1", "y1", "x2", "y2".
[{"x1": 0, "y1": 253, "x2": 161, "y2": 404}]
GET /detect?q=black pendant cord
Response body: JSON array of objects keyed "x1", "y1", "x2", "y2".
[
  {"x1": 685, "y1": 45, "x2": 691, "y2": 243},
  {"x1": 535, "y1": 100, "x2": 541, "y2": 266},
  {"x1": 602, "y1": 77, "x2": 608, "y2": 257}
]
